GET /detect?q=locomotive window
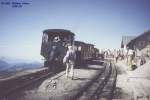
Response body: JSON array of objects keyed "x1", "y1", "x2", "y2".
[{"x1": 42, "y1": 33, "x2": 48, "y2": 43}]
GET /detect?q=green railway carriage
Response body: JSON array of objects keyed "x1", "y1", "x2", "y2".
[{"x1": 74, "y1": 41, "x2": 99, "y2": 67}]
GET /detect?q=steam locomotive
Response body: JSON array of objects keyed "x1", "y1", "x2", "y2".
[{"x1": 40, "y1": 29, "x2": 99, "y2": 72}]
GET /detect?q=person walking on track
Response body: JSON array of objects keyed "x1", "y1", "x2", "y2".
[{"x1": 63, "y1": 45, "x2": 76, "y2": 80}]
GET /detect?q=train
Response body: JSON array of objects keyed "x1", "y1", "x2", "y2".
[
  {"x1": 74, "y1": 41, "x2": 99, "y2": 67},
  {"x1": 40, "y1": 29, "x2": 99, "y2": 72}
]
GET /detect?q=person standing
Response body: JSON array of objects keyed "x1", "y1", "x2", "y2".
[
  {"x1": 48, "y1": 36, "x2": 61, "y2": 72},
  {"x1": 127, "y1": 49, "x2": 135, "y2": 70},
  {"x1": 63, "y1": 45, "x2": 76, "y2": 80}
]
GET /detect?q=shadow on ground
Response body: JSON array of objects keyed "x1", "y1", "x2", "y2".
[
  {"x1": 73, "y1": 77, "x2": 90, "y2": 80},
  {"x1": 76, "y1": 60, "x2": 104, "y2": 70}
]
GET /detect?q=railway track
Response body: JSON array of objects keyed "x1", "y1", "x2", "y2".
[
  {"x1": 75, "y1": 61, "x2": 117, "y2": 100},
  {"x1": 95, "y1": 62, "x2": 117, "y2": 100},
  {"x1": 0, "y1": 70, "x2": 66, "y2": 100}
]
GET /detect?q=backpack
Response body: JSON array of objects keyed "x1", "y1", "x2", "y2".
[{"x1": 68, "y1": 51, "x2": 76, "y2": 61}]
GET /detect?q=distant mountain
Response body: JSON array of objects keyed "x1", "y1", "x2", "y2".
[
  {"x1": 0, "y1": 56, "x2": 35, "y2": 64},
  {"x1": 0, "y1": 56, "x2": 43, "y2": 72},
  {"x1": 0, "y1": 57, "x2": 43, "y2": 79},
  {"x1": 8, "y1": 62, "x2": 43, "y2": 72},
  {"x1": 0, "y1": 60, "x2": 9, "y2": 71}
]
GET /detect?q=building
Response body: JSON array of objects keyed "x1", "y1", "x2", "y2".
[
  {"x1": 127, "y1": 30, "x2": 150, "y2": 56},
  {"x1": 121, "y1": 36, "x2": 136, "y2": 55}
]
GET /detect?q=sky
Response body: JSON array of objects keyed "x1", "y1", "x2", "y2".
[{"x1": 0, "y1": 0, "x2": 150, "y2": 62}]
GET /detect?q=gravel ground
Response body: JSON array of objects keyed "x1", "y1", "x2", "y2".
[
  {"x1": 114, "y1": 60, "x2": 150, "y2": 100},
  {"x1": 128, "y1": 61, "x2": 150, "y2": 79},
  {"x1": 113, "y1": 61, "x2": 133, "y2": 100},
  {"x1": 6, "y1": 64, "x2": 104, "y2": 100}
]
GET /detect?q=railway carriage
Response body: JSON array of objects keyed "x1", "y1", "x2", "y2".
[
  {"x1": 74, "y1": 41, "x2": 86, "y2": 67},
  {"x1": 86, "y1": 43, "x2": 95, "y2": 60},
  {"x1": 40, "y1": 29, "x2": 99, "y2": 71},
  {"x1": 74, "y1": 41, "x2": 99, "y2": 67}
]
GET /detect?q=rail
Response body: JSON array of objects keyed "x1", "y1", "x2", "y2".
[
  {"x1": 76, "y1": 61, "x2": 117, "y2": 100},
  {"x1": 0, "y1": 71, "x2": 66, "y2": 100}
]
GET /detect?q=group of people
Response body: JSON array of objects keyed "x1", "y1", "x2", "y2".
[
  {"x1": 101, "y1": 48, "x2": 149, "y2": 71},
  {"x1": 122, "y1": 49, "x2": 148, "y2": 71},
  {"x1": 100, "y1": 49, "x2": 124, "y2": 62},
  {"x1": 100, "y1": 49, "x2": 137, "y2": 70}
]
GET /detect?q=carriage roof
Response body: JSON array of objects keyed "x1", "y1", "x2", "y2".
[
  {"x1": 86, "y1": 43, "x2": 94, "y2": 47},
  {"x1": 43, "y1": 29, "x2": 75, "y2": 36},
  {"x1": 75, "y1": 41, "x2": 85, "y2": 45},
  {"x1": 75, "y1": 41, "x2": 95, "y2": 47}
]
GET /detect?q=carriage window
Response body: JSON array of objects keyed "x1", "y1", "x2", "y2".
[
  {"x1": 42, "y1": 33, "x2": 48, "y2": 43},
  {"x1": 64, "y1": 37, "x2": 68, "y2": 41},
  {"x1": 78, "y1": 46, "x2": 82, "y2": 51}
]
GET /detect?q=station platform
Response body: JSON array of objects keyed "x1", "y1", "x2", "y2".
[{"x1": 6, "y1": 61, "x2": 105, "y2": 100}]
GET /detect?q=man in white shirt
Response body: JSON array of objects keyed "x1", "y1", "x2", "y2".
[{"x1": 63, "y1": 45, "x2": 76, "y2": 79}]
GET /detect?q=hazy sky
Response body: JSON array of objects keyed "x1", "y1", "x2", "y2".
[{"x1": 0, "y1": 0, "x2": 150, "y2": 61}]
